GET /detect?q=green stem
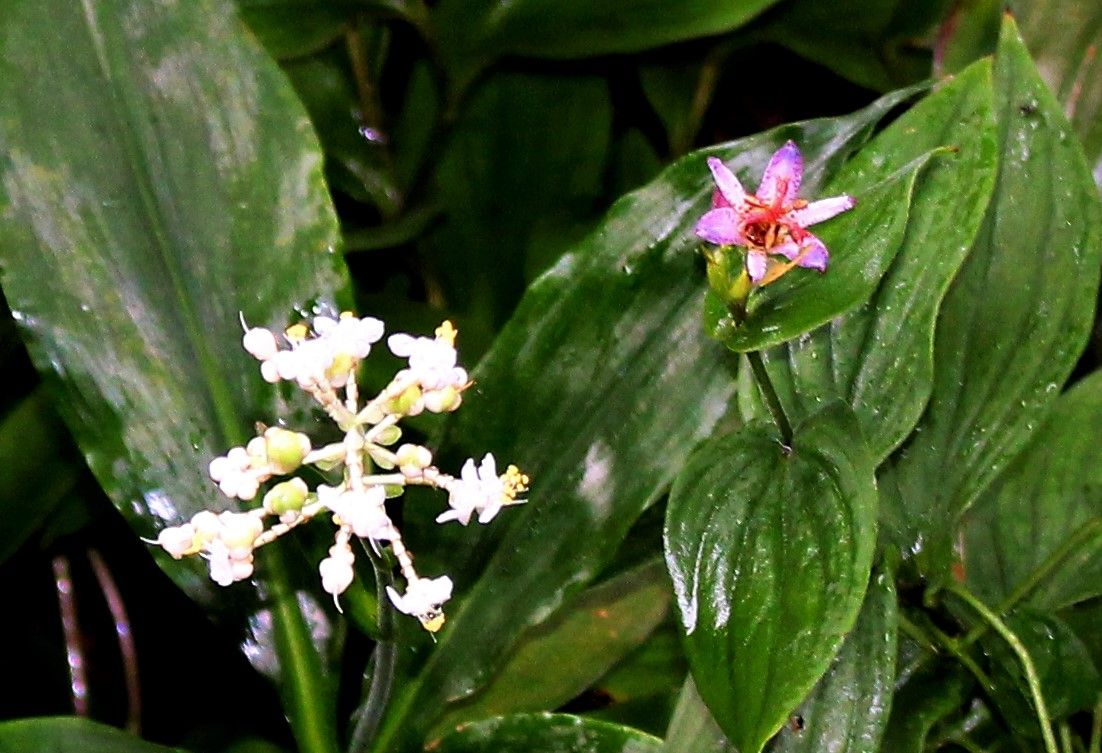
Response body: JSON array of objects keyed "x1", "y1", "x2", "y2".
[
  {"x1": 946, "y1": 583, "x2": 1059, "y2": 753},
  {"x1": 267, "y1": 546, "x2": 340, "y2": 753},
  {"x1": 1059, "y1": 722, "x2": 1074, "y2": 753},
  {"x1": 901, "y1": 609, "x2": 998, "y2": 697},
  {"x1": 746, "y1": 351, "x2": 793, "y2": 445},
  {"x1": 348, "y1": 549, "x2": 397, "y2": 753},
  {"x1": 1089, "y1": 696, "x2": 1101, "y2": 753}
]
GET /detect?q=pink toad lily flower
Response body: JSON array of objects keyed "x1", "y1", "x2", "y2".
[{"x1": 695, "y1": 141, "x2": 855, "y2": 286}]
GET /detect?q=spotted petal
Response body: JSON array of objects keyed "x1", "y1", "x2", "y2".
[
  {"x1": 788, "y1": 195, "x2": 856, "y2": 227},
  {"x1": 746, "y1": 250, "x2": 768, "y2": 283},
  {"x1": 758, "y1": 141, "x2": 803, "y2": 207},
  {"x1": 796, "y1": 236, "x2": 829, "y2": 271},
  {"x1": 695, "y1": 208, "x2": 745, "y2": 245},
  {"x1": 706, "y1": 157, "x2": 746, "y2": 207}
]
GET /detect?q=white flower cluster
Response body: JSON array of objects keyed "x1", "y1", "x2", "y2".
[{"x1": 148, "y1": 312, "x2": 529, "y2": 633}]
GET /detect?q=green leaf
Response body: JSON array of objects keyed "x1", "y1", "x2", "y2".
[
  {"x1": 769, "y1": 569, "x2": 897, "y2": 753},
  {"x1": 942, "y1": 1, "x2": 1102, "y2": 184},
  {"x1": 707, "y1": 147, "x2": 935, "y2": 354},
  {"x1": 433, "y1": 714, "x2": 662, "y2": 753},
  {"x1": 424, "y1": 70, "x2": 612, "y2": 330},
  {"x1": 0, "y1": 389, "x2": 83, "y2": 564},
  {"x1": 752, "y1": 0, "x2": 949, "y2": 91},
  {"x1": 663, "y1": 678, "x2": 736, "y2": 753},
  {"x1": 963, "y1": 370, "x2": 1102, "y2": 611},
  {"x1": 879, "y1": 16, "x2": 1102, "y2": 579},
  {"x1": 664, "y1": 403, "x2": 878, "y2": 753},
  {"x1": 0, "y1": 717, "x2": 182, "y2": 753},
  {"x1": 430, "y1": 560, "x2": 672, "y2": 737},
  {"x1": 371, "y1": 89, "x2": 920, "y2": 753},
  {"x1": 0, "y1": 2, "x2": 346, "y2": 751},
  {"x1": 879, "y1": 665, "x2": 974, "y2": 753},
  {"x1": 431, "y1": 0, "x2": 781, "y2": 94},
  {"x1": 236, "y1": 0, "x2": 357, "y2": 59},
  {"x1": 740, "y1": 59, "x2": 998, "y2": 462},
  {"x1": 980, "y1": 610, "x2": 1101, "y2": 734}
]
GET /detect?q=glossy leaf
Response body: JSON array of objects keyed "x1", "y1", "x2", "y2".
[
  {"x1": 663, "y1": 678, "x2": 736, "y2": 753},
  {"x1": 706, "y1": 151, "x2": 928, "y2": 353},
  {"x1": 0, "y1": 389, "x2": 83, "y2": 564},
  {"x1": 980, "y1": 610, "x2": 1101, "y2": 735},
  {"x1": 963, "y1": 370, "x2": 1102, "y2": 611},
  {"x1": 0, "y1": 1, "x2": 346, "y2": 750},
  {"x1": 740, "y1": 60, "x2": 998, "y2": 462},
  {"x1": 370, "y1": 89, "x2": 921, "y2": 753},
  {"x1": 236, "y1": 0, "x2": 359, "y2": 59},
  {"x1": 433, "y1": 714, "x2": 662, "y2": 753},
  {"x1": 664, "y1": 403, "x2": 878, "y2": 753},
  {"x1": 770, "y1": 570, "x2": 897, "y2": 753},
  {"x1": 879, "y1": 17, "x2": 1102, "y2": 578},
  {"x1": 432, "y1": 0, "x2": 781, "y2": 94},
  {"x1": 0, "y1": 717, "x2": 182, "y2": 753},
  {"x1": 942, "y1": 0, "x2": 1102, "y2": 183},
  {"x1": 431, "y1": 560, "x2": 671, "y2": 736}
]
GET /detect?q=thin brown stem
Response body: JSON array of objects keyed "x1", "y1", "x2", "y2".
[
  {"x1": 52, "y1": 554, "x2": 88, "y2": 716},
  {"x1": 88, "y1": 549, "x2": 141, "y2": 734}
]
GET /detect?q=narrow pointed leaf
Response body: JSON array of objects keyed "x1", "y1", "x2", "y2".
[
  {"x1": 371, "y1": 89, "x2": 921, "y2": 753},
  {"x1": 664, "y1": 403, "x2": 878, "y2": 753},
  {"x1": 964, "y1": 370, "x2": 1102, "y2": 610},
  {"x1": 770, "y1": 570, "x2": 898, "y2": 753},
  {"x1": 880, "y1": 16, "x2": 1102, "y2": 577},
  {"x1": 0, "y1": 717, "x2": 183, "y2": 753},
  {"x1": 740, "y1": 59, "x2": 999, "y2": 461}
]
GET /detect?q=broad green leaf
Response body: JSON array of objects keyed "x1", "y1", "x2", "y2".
[
  {"x1": 283, "y1": 53, "x2": 400, "y2": 214},
  {"x1": 942, "y1": 0, "x2": 1102, "y2": 184},
  {"x1": 879, "y1": 665, "x2": 974, "y2": 753},
  {"x1": 1062, "y1": 598, "x2": 1102, "y2": 675},
  {"x1": 879, "y1": 17, "x2": 1102, "y2": 578},
  {"x1": 963, "y1": 370, "x2": 1102, "y2": 610},
  {"x1": 740, "y1": 60, "x2": 998, "y2": 461},
  {"x1": 431, "y1": 0, "x2": 781, "y2": 94},
  {"x1": 433, "y1": 714, "x2": 662, "y2": 753},
  {"x1": 370, "y1": 89, "x2": 921, "y2": 753},
  {"x1": 236, "y1": 0, "x2": 357, "y2": 59},
  {"x1": 431, "y1": 560, "x2": 671, "y2": 736},
  {"x1": 0, "y1": 1, "x2": 346, "y2": 750},
  {"x1": 980, "y1": 610, "x2": 1101, "y2": 735},
  {"x1": 751, "y1": 0, "x2": 948, "y2": 91},
  {"x1": 0, "y1": 389, "x2": 83, "y2": 564},
  {"x1": 590, "y1": 623, "x2": 687, "y2": 736},
  {"x1": 663, "y1": 678, "x2": 736, "y2": 753},
  {"x1": 705, "y1": 152, "x2": 928, "y2": 353},
  {"x1": 0, "y1": 717, "x2": 182, "y2": 753},
  {"x1": 664, "y1": 403, "x2": 878, "y2": 753},
  {"x1": 770, "y1": 570, "x2": 897, "y2": 753},
  {"x1": 424, "y1": 71, "x2": 612, "y2": 333}
]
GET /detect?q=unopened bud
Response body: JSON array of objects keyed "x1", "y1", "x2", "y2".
[
  {"x1": 264, "y1": 427, "x2": 311, "y2": 474},
  {"x1": 264, "y1": 478, "x2": 309, "y2": 515}
]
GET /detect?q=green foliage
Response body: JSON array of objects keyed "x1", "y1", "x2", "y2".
[{"x1": 0, "y1": 1, "x2": 1100, "y2": 753}]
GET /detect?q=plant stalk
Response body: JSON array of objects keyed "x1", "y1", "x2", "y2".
[{"x1": 746, "y1": 350, "x2": 793, "y2": 445}]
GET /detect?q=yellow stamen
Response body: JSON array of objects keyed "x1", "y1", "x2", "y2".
[
  {"x1": 285, "y1": 323, "x2": 309, "y2": 342},
  {"x1": 435, "y1": 320, "x2": 457, "y2": 346},
  {"x1": 501, "y1": 465, "x2": 530, "y2": 499}
]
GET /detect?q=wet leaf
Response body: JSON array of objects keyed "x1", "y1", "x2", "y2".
[
  {"x1": 879, "y1": 17, "x2": 1102, "y2": 578},
  {"x1": 664, "y1": 403, "x2": 878, "y2": 753},
  {"x1": 0, "y1": 717, "x2": 183, "y2": 753},
  {"x1": 433, "y1": 714, "x2": 662, "y2": 753}
]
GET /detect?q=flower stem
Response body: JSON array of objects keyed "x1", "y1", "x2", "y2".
[
  {"x1": 1089, "y1": 697, "x2": 1101, "y2": 753},
  {"x1": 267, "y1": 546, "x2": 341, "y2": 753},
  {"x1": 946, "y1": 583, "x2": 1059, "y2": 753},
  {"x1": 348, "y1": 549, "x2": 397, "y2": 753},
  {"x1": 899, "y1": 609, "x2": 998, "y2": 697},
  {"x1": 746, "y1": 350, "x2": 793, "y2": 445}
]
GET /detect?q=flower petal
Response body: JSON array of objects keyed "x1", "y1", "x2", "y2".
[
  {"x1": 788, "y1": 194, "x2": 855, "y2": 227},
  {"x1": 746, "y1": 250, "x2": 768, "y2": 283},
  {"x1": 758, "y1": 141, "x2": 802, "y2": 207},
  {"x1": 706, "y1": 157, "x2": 746, "y2": 206},
  {"x1": 796, "y1": 236, "x2": 829, "y2": 272},
  {"x1": 695, "y1": 208, "x2": 744, "y2": 245},
  {"x1": 771, "y1": 239, "x2": 801, "y2": 260}
]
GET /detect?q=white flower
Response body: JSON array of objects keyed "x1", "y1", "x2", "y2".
[
  {"x1": 209, "y1": 446, "x2": 267, "y2": 501},
  {"x1": 438, "y1": 454, "x2": 504, "y2": 525},
  {"x1": 395, "y1": 444, "x2": 433, "y2": 478},
  {"x1": 325, "y1": 487, "x2": 396, "y2": 540},
  {"x1": 319, "y1": 540, "x2": 356, "y2": 596},
  {"x1": 321, "y1": 315, "x2": 384, "y2": 359},
  {"x1": 386, "y1": 575, "x2": 454, "y2": 632},
  {"x1": 205, "y1": 539, "x2": 255, "y2": 586},
  {"x1": 388, "y1": 322, "x2": 468, "y2": 395},
  {"x1": 242, "y1": 327, "x2": 279, "y2": 361},
  {"x1": 155, "y1": 524, "x2": 197, "y2": 559}
]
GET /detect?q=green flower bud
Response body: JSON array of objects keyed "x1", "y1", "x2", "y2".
[
  {"x1": 388, "y1": 384, "x2": 423, "y2": 415},
  {"x1": 264, "y1": 427, "x2": 311, "y2": 474},
  {"x1": 376, "y1": 425, "x2": 402, "y2": 446},
  {"x1": 264, "y1": 478, "x2": 309, "y2": 515},
  {"x1": 383, "y1": 484, "x2": 404, "y2": 499}
]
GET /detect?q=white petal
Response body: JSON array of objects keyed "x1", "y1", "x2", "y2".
[{"x1": 788, "y1": 195, "x2": 855, "y2": 227}]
